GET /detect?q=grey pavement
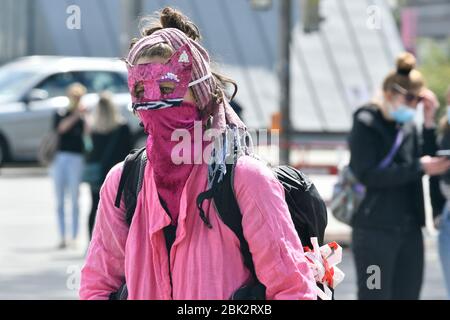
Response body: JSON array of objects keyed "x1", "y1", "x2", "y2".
[{"x1": 0, "y1": 166, "x2": 447, "y2": 299}]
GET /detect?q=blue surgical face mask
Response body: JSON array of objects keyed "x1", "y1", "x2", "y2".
[{"x1": 389, "y1": 104, "x2": 416, "y2": 124}]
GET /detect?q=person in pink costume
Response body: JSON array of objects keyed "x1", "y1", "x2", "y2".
[{"x1": 80, "y1": 7, "x2": 316, "y2": 300}]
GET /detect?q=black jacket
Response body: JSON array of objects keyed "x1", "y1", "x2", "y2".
[
  {"x1": 85, "y1": 124, "x2": 132, "y2": 181},
  {"x1": 438, "y1": 128, "x2": 450, "y2": 185},
  {"x1": 435, "y1": 127, "x2": 450, "y2": 212},
  {"x1": 349, "y1": 104, "x2": 441, "y2": 229},
  {"x1": 53, "y1": 110, "x2": 85, "y2": 154}
]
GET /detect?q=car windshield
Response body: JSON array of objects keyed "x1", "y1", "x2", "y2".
[{"x1": 0, "y1": 68, "x2": 37, "y2": 99}]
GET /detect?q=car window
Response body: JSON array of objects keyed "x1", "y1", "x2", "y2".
[
  {"x1": 77, "y1": 71, "x2": 128, "y2": 94},
  {"x1": 0, "y1": 69, "x2": 37, "y2": 98},
  {"x1": 35, "y1": 72, "x2": 79, "y2": 98}
]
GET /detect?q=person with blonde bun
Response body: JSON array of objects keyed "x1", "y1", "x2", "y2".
[{"x1": 349, "y1": 52, "x2": 450, "y2": 299}]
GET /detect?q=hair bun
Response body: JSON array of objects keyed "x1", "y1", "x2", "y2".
[
  {"x1": 396, "y1": 52, "x2": 416, "y2": 76},
  {"x1": 160, "y1": 7, "x2": 200, "y2": 41}
]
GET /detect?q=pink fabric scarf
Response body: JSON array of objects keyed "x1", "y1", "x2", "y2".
[{"x1": 137, "y1": 101, "x2": 206, "y2": 224}]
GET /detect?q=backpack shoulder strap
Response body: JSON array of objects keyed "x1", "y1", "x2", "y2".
[
  {"x1": 212, "y1": 163, "x2": 257, "y2": 281},
  {"x1": 114, "y1": 147, "x2": 147, "y2": 226}
]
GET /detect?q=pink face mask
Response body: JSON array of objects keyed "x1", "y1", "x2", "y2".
[{"x1": 127, "y1": 44, "x2": 211, "y2": 111}]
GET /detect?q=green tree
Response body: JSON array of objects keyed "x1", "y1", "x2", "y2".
[{"x1": 418, "y1": 41, "x2": 450, "y2": 118}]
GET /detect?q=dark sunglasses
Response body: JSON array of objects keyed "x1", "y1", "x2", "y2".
[{"x1": 392, "y1": 83, "x2": 424, "y2": 103}]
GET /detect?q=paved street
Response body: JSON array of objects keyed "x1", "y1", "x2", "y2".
[{"x1": 0, "y1": 166, "x2": 447, "y2": 299}]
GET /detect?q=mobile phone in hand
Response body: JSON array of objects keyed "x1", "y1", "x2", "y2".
[{"x1": 436, "y1": 150, "x2": 450, "y2": 159}]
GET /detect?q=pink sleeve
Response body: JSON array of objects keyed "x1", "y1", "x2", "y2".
[
  {"x1": 234, "y1": 156, "x2": 317, "y2": 300},
  {"x1": 79, "y1": 163, "x2": 129, "y2": 300}
]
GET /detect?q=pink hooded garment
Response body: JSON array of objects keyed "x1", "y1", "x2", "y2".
[{"x1": 79, "y1": 27, "x2": 317, "y2": 300}]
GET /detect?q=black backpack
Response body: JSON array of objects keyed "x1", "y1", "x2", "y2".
[{"x1": 113, "y1": 147, "x2": 328, "y2": 300}]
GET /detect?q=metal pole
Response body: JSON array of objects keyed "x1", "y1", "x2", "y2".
[
  {"x1": 119, "y1": 0, "x2": 131, "y2": 56},
  {"x1": 119, "y1": 0, "x2": 143, "y2": 56},
  {"x1": 133, "y1": 0, "x2": 144, "y2": 20},
  {"x1": 27, "y1": 0, "x2": 35, "y2": 56},
  {"x1": 279, "y1": 0, "x2": 292, "y2": 165}
]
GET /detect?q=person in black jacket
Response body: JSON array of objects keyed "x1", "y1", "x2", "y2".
[
  {"x1": 84, "y1": 92, "x2": 132, "y2": 239},
  {"x1": 52, "y1": 83, "x2": 87, "y2": 249},
  {"x1": 436, "y1": 87, "x2": 450, "y2": 299},
  {"x1": 349, "y1": 52, "x2": 450, "y2": 300}
]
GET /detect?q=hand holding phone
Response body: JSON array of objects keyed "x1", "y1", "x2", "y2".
[{"x1": 436, "y1": 150, "x2": 450, "y2": 159}]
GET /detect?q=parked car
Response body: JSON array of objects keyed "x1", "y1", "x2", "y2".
[{"x1": 0, "y1": 56, "x2": 144, "y2": 165}]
